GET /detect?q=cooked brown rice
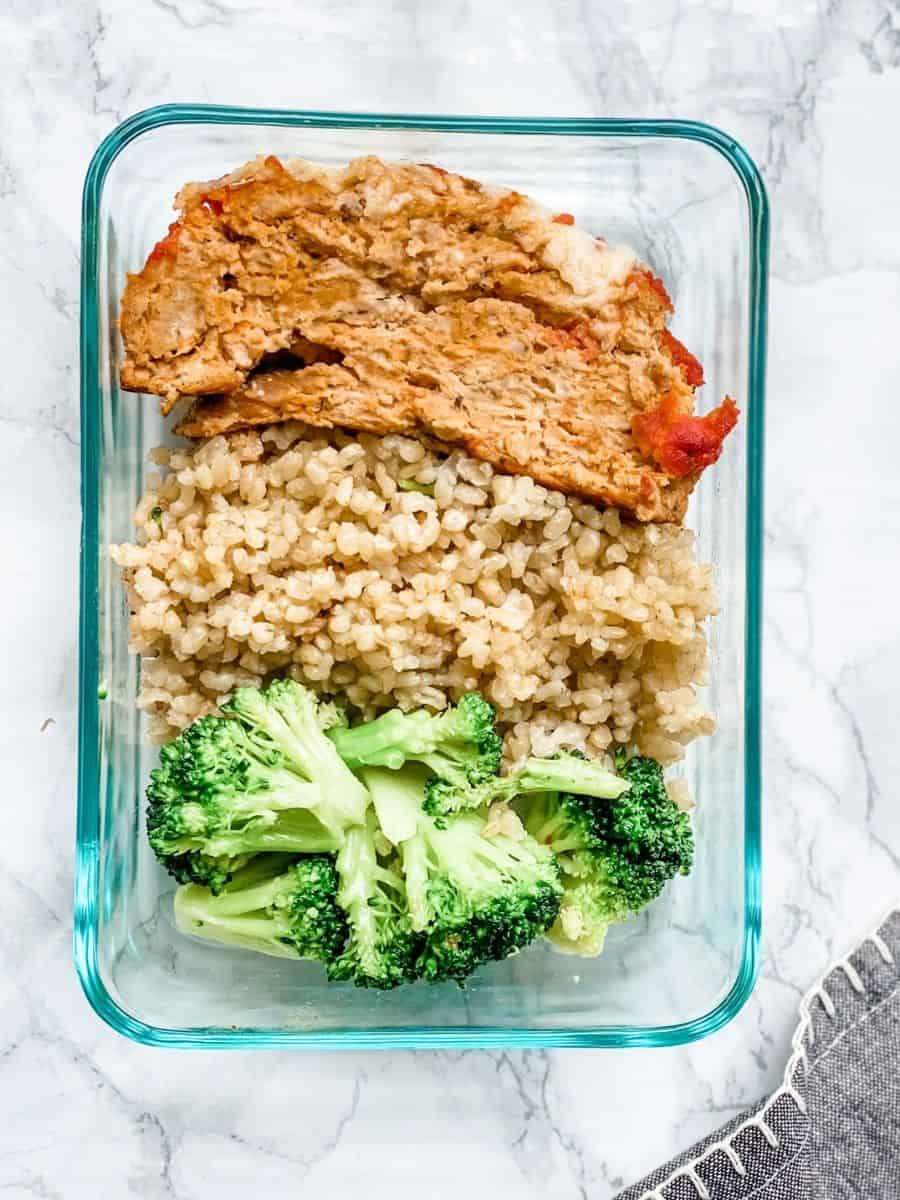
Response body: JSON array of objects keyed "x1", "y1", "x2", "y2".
[{"x1": 109, "y1": 423, "x2": 717, "y2": 763}]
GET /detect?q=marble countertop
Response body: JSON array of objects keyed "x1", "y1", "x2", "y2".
[{"x1": 3, "y1": 1, "x2": 899, "y2": 1195}]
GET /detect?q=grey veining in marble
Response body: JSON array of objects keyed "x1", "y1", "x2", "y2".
[{"x1": 2, "y1": 1, "x2": 899, "y2": 1196}]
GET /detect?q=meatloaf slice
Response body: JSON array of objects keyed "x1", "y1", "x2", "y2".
[{"x1": 119, "y1": 155, "x2": 736, "y2": 521}]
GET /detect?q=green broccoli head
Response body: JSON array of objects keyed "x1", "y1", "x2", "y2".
[
  {"x1": 173, "y1": 854, "x2": 348, "y2": 961},
  {"x1": 146, "y1": 717, "x2": 263, "y2": 891},
  {"x1": 422, "y1": 750, "x2": 629, "y2": 819},
  {"x1": 353, "y1": 766, "x2": 562, "y2": 985},
  {"x1": 146, "y1": 681, "x2": 372, "y2": 888},
  {"x1": 147, "y1": 681, "x2": 370, "y2": 890},
  {"x1": 417, "y1": 861, "x2": 563, "y2": 984},
  {"x1": 277, "y1": 855, "x2": 350, "y2": 961},
  {"x1": 597, "y1": 755, "x2": 694, "y2": 911},
  {"x1": 400, "y1": 804, "x2": 562, "y2": 984},
  {"x1": 327, "y1": 823, "x2": 423, "y2": 990},
  {"x1": 328, "y1": 693, "x2": 502, "y2": 790},
  {"x1": 439, "y1": 693, "x2": 503, "y2": 778},
  {"x1": 516, "y1": 753, "x2": 693, "y2": 956},
  {"x1": 223, "y1": 679, "x2": 369, "y2": 832}
]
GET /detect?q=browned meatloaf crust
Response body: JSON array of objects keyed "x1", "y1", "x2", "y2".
[{"x1": 119, "y1": 154, "x2": 724, "y2": 522}]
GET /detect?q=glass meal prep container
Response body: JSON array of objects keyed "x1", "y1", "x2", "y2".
[{"x1": 77, "y1": 106, "x2": 767, "y2": 1049}]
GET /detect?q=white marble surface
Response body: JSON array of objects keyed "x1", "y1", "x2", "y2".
[{"x1": 2, "y1": 1, "x2": 900, "y2": 1195}]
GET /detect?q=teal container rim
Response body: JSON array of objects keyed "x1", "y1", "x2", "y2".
[{"x1": 77, "y1": 104, "x2": 767, "y2": 1050}]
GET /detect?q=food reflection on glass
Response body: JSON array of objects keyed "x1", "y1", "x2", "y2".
[{"x1": 109, "y1": 155, "x2": 738, "y2": 990}]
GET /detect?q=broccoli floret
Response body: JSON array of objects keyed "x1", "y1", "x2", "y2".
[
  {"x1": 327, "y1": 819, "x2": 422, "y2": 990},
  {"x1": 515, "y1": 788, "x2": 617, "y2": 881},
  {"x1": 173, "y1": 854, "x2": 348, "y2": 961},
  {"x1": 147, "y1": 680, "x2": 370, "y2": 891},
  {"x1": 515, "y1": 754, "x2": 693, "y2": 956},
  {"x1": 328, "y1": 693, "x2": 502, "y2": 794},
  {"x1": 224, "y1": 679, "x2": 369, "y2": 835},
  {"x1": 423, "y1": 750, "x2": 630, "y2": 819},
  {"x1": 601, "y1": 755, "x2": 694, "y2": 911},
  {"x1": 359, "y1": 766, "x2": 562, "y2": 984},
  {"x1": 416, "y1": 831, "x2": 562, "y2": 984}
]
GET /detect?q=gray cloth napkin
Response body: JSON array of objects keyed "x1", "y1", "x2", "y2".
[{"x1": 615, "y1": 908, "x2": 900, "y2": 1200}]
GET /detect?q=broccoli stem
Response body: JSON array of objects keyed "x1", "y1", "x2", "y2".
[
  {"x1": 514, "y1": 757, "x2": 631, "y2": 800},
  {"x1": 329, "y1": 709, "x2": 435, "y2": 770},
  {"x1": 203, "y1": 812, "x2": 341, "y2": 858},
  {"x1": 399, "y1": 835, "x2": 431, "y2": 932},
  {"x1": 335, "y1": 824, "x2": 408, "y2": 977},
  {"x1": 174, "y1": 853, "x2": 348, "y2": 963},
  {"x1": 175, "y1": 888, "x2": 303, "y2": 959},
  {"x1": 214, "y1": 853, "x2": 297, "y2": 887},
  {"x1": 358, "y1": 764, "x2": 429, "y2": 845},
  {"x1": 334, "y1": 825, "x2": 377, "y2": 915},
  {"x1": 181, "y1": 875, "x2": 287, "y2": 919},
  {"x1": 222, "y1": 770, "x2": 326, "y2": 818},
  {"x1": 355, "y1": 767, "x2": 435, "y2": 929}
]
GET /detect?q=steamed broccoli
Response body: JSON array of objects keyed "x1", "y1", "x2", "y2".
[
  {"x1": 153, "y1": 680, "x2": 692, "y2": 985},
  {"x1": 360, "y1": 766, "x2": 562, "y2": 983},
  {"x1": 517, "y1": 754, "x2": 694, "y2": 956},
  {"x1": 422, "y1": 750, "x2": 630, "y2": 819},
  {"x1": 174, "y1": 854, "x2": 348, "y2": 960},
  {"x1": 603, "y1": 755, "x2": 694, "y2": 910},
  {"x1": 328, "y1": 693, "x2": 502, "y2": 795},
  {"x1": 147, "y1": 679, "x2": 370, "y2": 891},
  {"x1": 518, "y1": 788, "x2": 622, "y2": 881},
  {"x1": 327, "y1": 817, "x2": 423, "y2": 990}
]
